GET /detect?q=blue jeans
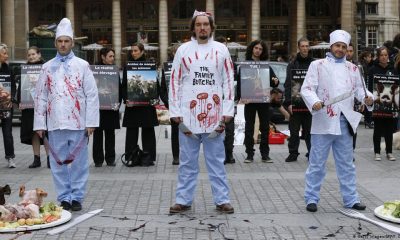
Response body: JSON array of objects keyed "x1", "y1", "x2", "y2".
[
  {"x1": 175, "y1": 131, "x2": 230, "y2": 206},
  {"x1": 304, "y1": 116, "x2": 360, "y2": 208},
  {"x1": 48, "y1": 130, "x2": 89, "y2": 204}
]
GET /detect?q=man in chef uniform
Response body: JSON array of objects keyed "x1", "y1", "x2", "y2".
[
  {"x1": 168, "y1": 10, "x2": 235, "y2": 214},
  {"x1": 301, "y1": 30, "x2": 374, "y2": 212},
  {"x1": 34, "y1": 18, "x2": 99, "y2": 211}
]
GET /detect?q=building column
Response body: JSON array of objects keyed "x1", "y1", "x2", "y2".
[
  {"x1": 206, "y1": 0, "x2": 214, "y2": 17},
  {"x1": 112, "y1": 0, "x2": 122, "y2": 67},
  {"x1": 159, "y1": 0, "x2": 168, "y2": 64},
  {"x1": 290, "y1": 0, "x2": 306, "y2": 56},
  {"x1": 65, "y1": 0, "x2": 75, "y2": 31},
  {"x1": 250, "y1": 0, "x2": 260, "y2": 41},
  {"x1": 1, "y1": 0, "x2": 15, "y2": 48},
  {"x1": 341, "y1": 0, "x2": 355, "y2": 39}
]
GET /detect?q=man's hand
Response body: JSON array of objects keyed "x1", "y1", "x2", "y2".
[
  {"x1": 288, "y1": 105, "x2": 293, "y2": 115},
  {"x1": 272, "y1": 77, "x2": 279, "y2": 86},
  {"x1": 222, "y1": 116, "x2": 233, "y2": 123},
  {"x1": 364, "y1": 96, "x2": 373, "y2": 106},
  {"x1": 312, "y1": 101, "x2": 323, "y2": 111},
  {"x1": 86, "y1": 127, "x2": 95, "y2": 136},
  {"x1": 36, "y1": 130, "x2": 45, "y2": 138},
  {"x1": 171, "y1": 117, "x2": 183, "y2": 124}
]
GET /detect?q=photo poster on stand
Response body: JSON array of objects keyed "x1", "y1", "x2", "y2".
[
  {"x1": 19, "y1": 64, "x2": 42, "y2": 109},
  {"x1": 0, "y1": 72, "x2": 12, "y2": 111},
  {"x1": 238, "y1": 61, "x2": 270, "y2": 103},
  {"x1": 156, "y1": 61, "x2": 173, "y2": 125},
  {"x1": 291, "y1": 69, "x2": 308, "y2": 112},
  {"x1": 125, "y1": 61, "x2": 158, "y2": 106},
  {"x1": 372, "y1": 74, "x2": 399, "y2": 118},
  {"x1": 90, "y1": 65, "x2": 120, "y2": 110}
]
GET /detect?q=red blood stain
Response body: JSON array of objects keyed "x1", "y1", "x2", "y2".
[
  {"x1": 197, "y1": 93, "x2": 208, "y2": 100},
  {"x1": 326, "y1": 105, "x2": 336, "y2": 117},
  {"x1": 197, "y1": 112, "x2": 207, "y2": 121},
  {"x1": 212, "y1": 94, "x2": 220, "y2": 105},
  {"x1": 190, "y1": 100, "x2": 197, "y2": 109},
  {"x1": 64, "y1": 76, "x2": 76, "y2": 98},
  {"x1": 47, "y1": 75, "x2": 53, "y2": 93},
  {"x1": 75, "y1": 99, "x2": 80, "y2": 112},
  {"x1": 207, "y1": 103, "x2": 212, "y2": 110}
]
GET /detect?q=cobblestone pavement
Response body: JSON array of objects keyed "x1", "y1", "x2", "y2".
[{"x1": 0, "y1": 124, "x2": 399, "y2": 240}]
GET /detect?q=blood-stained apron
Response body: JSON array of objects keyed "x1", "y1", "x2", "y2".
[{"x1": 181, "y1": 56, "x2": 223, "y2": 134}]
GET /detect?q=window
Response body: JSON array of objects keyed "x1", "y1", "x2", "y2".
[
  {"x1": 37, "y1": 3, "x2": 65, "y2": 22},
  {"x1": 306, "y1": 0, "x2": 330, "y2": 17},
  {"x1": 126, "y1": 1, "x2": 158, "y2": 20},
  {"x1": 216, "y1": 0, "x2": 246, "y2": 18},
  {"x1": 357, "y1": 25, "x2": 378, "y2": 51},
  {"x1": 261, "y1": 0, "x2": 289, "y2": 17},
  {"x1": 172, "y1": 0, "x2": 195, "y2": 19},
  {"x1": 356, "y1": 2, "x2": 378, "y2": 15}
]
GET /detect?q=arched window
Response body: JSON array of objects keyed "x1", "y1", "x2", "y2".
[
  {"x1": 82, "y1": 1, "x2": 111, "y2": 21},
  {"x1": 306, "y1": 0, "x2": 330, "y2": 17},
  {"x1": 261, "y1": 0, "x2": 289, "y2": 17},
  {"x1": 172, "y1": 0, "x2": 195, "y2": 19},
  {"x1": 38, "y1": 3, "x2": 65, "y2": 22},
  {"x1": 126, "y1": 1, "x2": 158, "y2": 20},
  {"x1": 215, "y1": 0, "x2": 245, "y2": 18}
]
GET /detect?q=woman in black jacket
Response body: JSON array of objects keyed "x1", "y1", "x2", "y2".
[
  {"x1": 122, "y1": 42, "x2": 158, "y2": 166},
  {"x1": 239, "y1": 40, "x2": 279, "y2": 163},
  {"x1": 92, "y1": 47, "x2": 121, "y2": 167},
  {"x1": 19, "y1": 46, "x2": 48, "y2": 168},
  {"x1": 368, "y1": 46, "x2": 397, "y2": 161},
  {"x1": 0, "y1": 43, "x2": 16, "y2": 168}
]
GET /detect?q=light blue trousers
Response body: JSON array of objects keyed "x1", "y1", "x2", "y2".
[
  {"x1": 48, "y1": 130, "x2": 89, "y2": 204},
  {"x1": 175, "y1": 131, "x2": 230, "y2": 206},
  {"x1": 304, "y1": 116, "x2": 360, "y2": 208}
]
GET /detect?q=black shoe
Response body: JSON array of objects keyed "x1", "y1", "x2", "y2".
[
  {"x1": 351, "y1": 203, "x2": 366, "y2": 210},
  {"x1": 47, "y1": 156, "x2": 50, "y2": 169},
  {"x1": 306, "y1": 203, "x2": 317, "y2": 212},
  {"x1": 29, "y1": 155, "x2": 41, "y2": 168},
  {"x1": 106, "y1": 161, "x2": 116, "y2": 166},
  {"x1": 244, "y1": 155, "x2": 253, "y2": 163},
  {"x1": 285, "y1": 154, "x2": 298, "y2": 162},
  {"x1": 262, "y1": 155, "x2": 273, "y2": 163},
  {"x1": 71, "y1": 200, "x2": 82, "y2": 211},
  {"x1": 224, "y1": 158, "x2": 236, "y2": 164},
  {"x1": 60, "y1": 201, "x2": 71, "y2": 211},
  {"x1": 172, "y1": 157, "x2": 179, "y2": 165},
  {"x1": 94, "y1": 163, "x2": 103, "y2": 167}
]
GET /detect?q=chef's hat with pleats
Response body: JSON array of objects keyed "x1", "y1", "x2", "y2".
[
  {"x1": 55, "y1": 18, "x2": 73, "y2": 40},
  {"x1": 329, "y1": 30, "x2": 351, "y2": 47}
]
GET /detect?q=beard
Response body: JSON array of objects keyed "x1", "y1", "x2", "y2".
[{"x1": 199, "y1": 35, "x2": 209, "y2": 40}]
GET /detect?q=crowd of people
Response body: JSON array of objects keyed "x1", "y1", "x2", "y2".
[{"x1": 0, "y1": 11, "x2": 399, "y2": 214}]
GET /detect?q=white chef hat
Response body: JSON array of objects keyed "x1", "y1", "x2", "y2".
[
  {"x1": 329, "y1": 30, "x2": 351, "y2": 47},
  {"x1": 55, "y1": 18, "x2": 74, "y2": 40}
]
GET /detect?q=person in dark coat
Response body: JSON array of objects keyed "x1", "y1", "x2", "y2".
[
  {"x1": 159, "y1": 44, "x2": 180, "y2": 165},
  {"x1": 92, "y1": 47, "x2": 121, "y2": 167},
  {"x1": 283, "y1": 37, "x2": 313, "y2": 162},
  {"x1": 0, "y1": 43, "x2": 16, "y2": 168},
  {"x1": 122, "y1": 42, "x2": 158, "y2": 166},
  {"x1": 368, "y1": 46, "x2": 397, "y2": 161},
  {"x1": 237, "y1": 40, "x2": 279, "y2": 163},
  {"x1": 18, "y1": 46, "x2": 49, "y2": 168}
]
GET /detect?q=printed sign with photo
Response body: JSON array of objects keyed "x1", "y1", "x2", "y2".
[
  {"x1": 372, "y1": 74, "x2": 399, "y2": 118},
  {"x1": 19, "y1": 64, "x2": 42, "y2": 109},
  {"x1": 237, "y1": 61, "x2": 270, "y2": 103},
  {"x1": 90, "y1": 65, "x2": 120, "y2": 110},
  {"x1": 0, "y1": 73, "x2": 12, "y2": 111},
  {"x1": 125, "y1": 61, "x2": 158, "y2": 106},
  {"x1": 291, "y1": 69, "x2": 308, "y2": 112}
]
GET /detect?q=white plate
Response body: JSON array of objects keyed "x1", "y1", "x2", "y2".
[
  {"x1": 0, "y1": 210, "x2": 72, "y2": 233},
  {"x1": 374, "y1": 205, "x2": 400, "y2": 224}
]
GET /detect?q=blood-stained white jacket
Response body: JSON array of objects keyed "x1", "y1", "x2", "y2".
[
  {"x1": 34, "y1": 52, "x2": 99, "y2": 131},
  {"x1": 169, "y1": 39, "x2": 234, "y2": 134},
  {"x1": 301, "y1": 54, "x2": 374, "y2": 135}
]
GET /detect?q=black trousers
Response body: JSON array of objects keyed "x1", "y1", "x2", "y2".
[
  {"x1": 244, "y1": 103, "x2": 269, "y2": 157},
  {"x1": 224, "y1": 117, "x2": 234, "y2": 155},
  {"x1": 93, "y1": 128, "x2": 116, "y2": 165},
  {"x1": 288, "y1": 112, "x2": 311, "y2": 155},
  {"x1": 171, "y1": 122, "x2": 179, "y2": 159},
  {"x1": 125, "y1": 127, "x2": 156, "y2": 161},
  {"x1": 1, "y1": 116, "x2": 14, "y2": 159},
  {"x1": 373, "y1": 118, "x2": 395, "y2": 154}
]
